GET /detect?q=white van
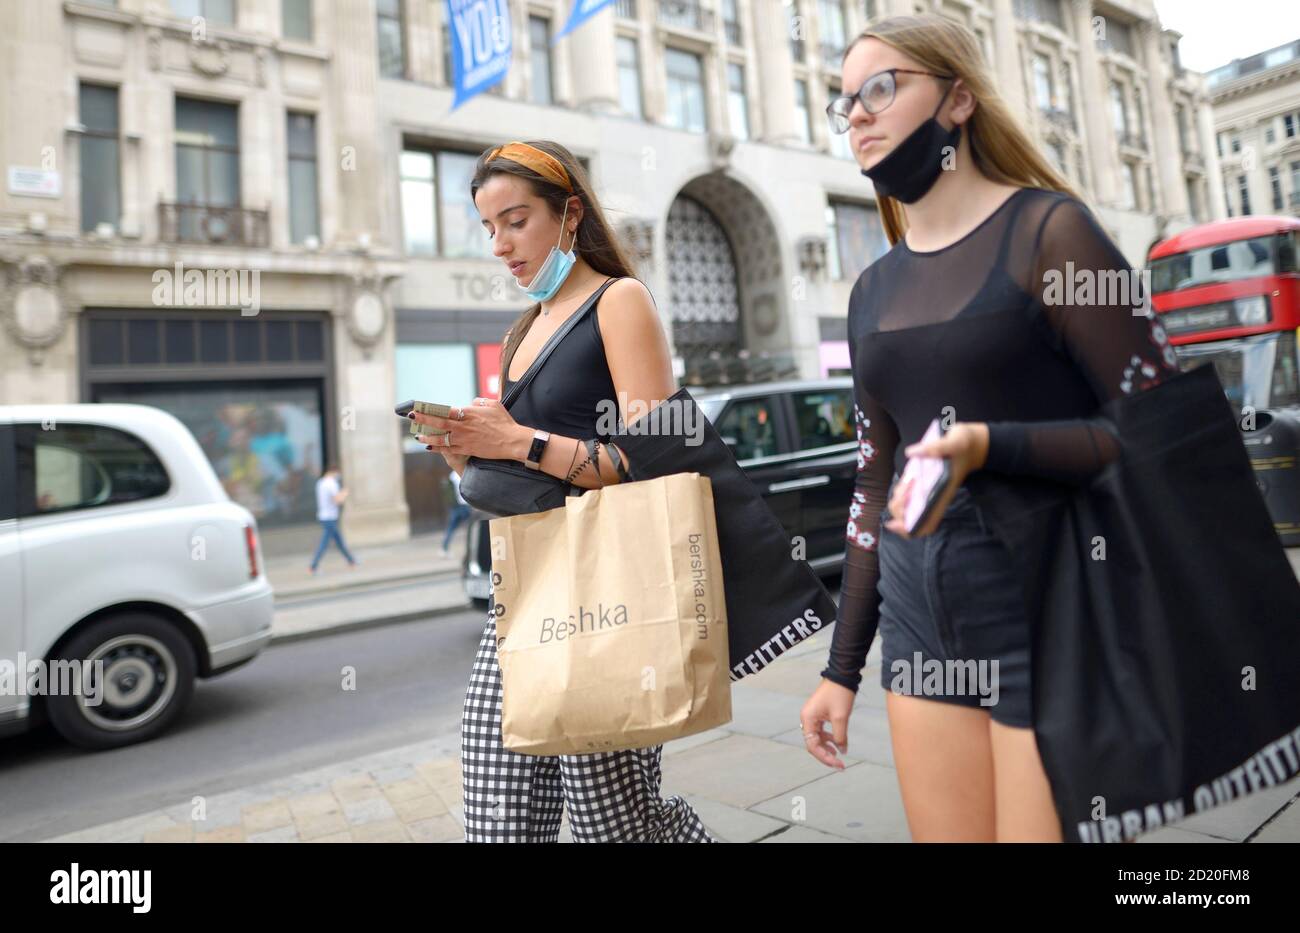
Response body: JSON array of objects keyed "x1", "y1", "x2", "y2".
[{"x1": 0, "y1": 404, "x2": 273, "y2": 749}]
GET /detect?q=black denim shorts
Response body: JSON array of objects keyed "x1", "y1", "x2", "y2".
[{"x1": 876, "y1": 483, "x2": 1034, "y2": 728}]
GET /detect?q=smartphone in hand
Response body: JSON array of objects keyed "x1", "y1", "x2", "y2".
[
  {"x1": 395, "y1": 399, "x2": 452, "y2": 436},
  {"x1": 899, "y1": 418, "x2": 953, "y2": 533}
]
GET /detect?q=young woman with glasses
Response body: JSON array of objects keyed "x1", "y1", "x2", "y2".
[{"x1": 799, "y1": 14, "x2": 1179, "y2": 841}]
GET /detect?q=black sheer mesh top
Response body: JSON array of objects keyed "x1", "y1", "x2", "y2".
[{"x1": 821, "y1": 186, "x2": 1182, "y2": 692}]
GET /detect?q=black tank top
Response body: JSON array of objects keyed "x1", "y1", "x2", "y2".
[{"x1": 503, "y1": 277, "x2": 622, "y2": 442}]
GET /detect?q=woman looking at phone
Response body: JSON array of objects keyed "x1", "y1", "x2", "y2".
[
  {"x1": 407, "y1": 140, "x2": 713, "y2": 843},
  {"x1": 798, "y1": 14, "x2": 1179, "y2": 841}
]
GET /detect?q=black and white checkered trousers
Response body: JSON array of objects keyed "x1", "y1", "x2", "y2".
[{"x1": 461, "y1": 603, "x2": 717, "y2": 842}]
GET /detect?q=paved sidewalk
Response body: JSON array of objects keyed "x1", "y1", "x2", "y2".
[
  {"x1": 266, "y1": 528, "x2": 474, "y2": 642},
  {"x1": 60, "y1": 530, "x2": 1293, "y2": 843},
  {"x1": 40, "y1": 629, "x2": 1300, "y2": 843}
]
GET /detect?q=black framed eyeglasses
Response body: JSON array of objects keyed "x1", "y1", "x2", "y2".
[{"x1": 825, "y1": 68, "x2": 956, "y2": 134}]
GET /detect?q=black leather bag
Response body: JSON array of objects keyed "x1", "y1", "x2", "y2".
[{"x1": 458, "y1": 281, "x2": 614, "y2": 517}]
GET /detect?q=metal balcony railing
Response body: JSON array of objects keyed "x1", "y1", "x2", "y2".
[
  {"x1": 158, "y1": 202, "x2": 270, "y2": 247},
  {"x1": 657, "y1": 0, "x2": 713, "y2": 32},
  {"x1": 1119, "y1": 131, "x2": 1148, "y2": 151},
  {"x1": 1040, "y1": 106, "x2": 1075, "y2": 132}
]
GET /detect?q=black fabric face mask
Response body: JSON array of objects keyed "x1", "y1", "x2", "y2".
[{"x1": 860, "y1": 81, "x2": 962, "y2": 204}]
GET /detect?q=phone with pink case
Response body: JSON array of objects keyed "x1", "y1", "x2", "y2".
[{"x1": 899, "y1": 418, "x2": 952, "y2": 533}]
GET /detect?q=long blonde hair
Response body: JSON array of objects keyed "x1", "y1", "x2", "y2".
[{"x1": 847, "y1": 14, "x2": 1082, "y2": 245}]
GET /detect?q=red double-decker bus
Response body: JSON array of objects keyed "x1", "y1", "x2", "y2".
[{"x1": 1148, "y1": 215, "x2": 1300, "y2": 411}]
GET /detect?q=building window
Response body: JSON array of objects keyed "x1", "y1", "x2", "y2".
[
  {"x1": 828, "y1": 83, "x2": 852, "y2": 158},
  {"x1": 400, "y1": 150, "x2": 435, "y2": 257},
  {"x1": 1238, "y1": 174, "x2": 1251, "y2": 215},
  {"x1": 1291, "y1": 162, "x2": 1300, "y2": 206},
  {"x1": 1047, "y1": 141, "x2": 1066, "y2": 175},
  {"x1": 1033, "y1": 53, "x2": 1053, "y2": 111},
  {"x1": 1175, "y1": 104, "x2": 1189, "y2": 153},
  {"x1": 664, "y1": 47, "x2": 707, "y2": 132},
  {"x1": 617, "y1": 36, "x2": 643, "y2": 119},
  {"x1": 377, "y1": 0, "x2": 404, "y2": 79},
  {"x1": 79, "y1": 83, "x2": 120, "y2": 234},
  {"x1": 1121, "y1": 162, "x2": 1137, "y2": 209},
  {"x1": 171, "y1": 0, "x2": 234, "y2": 24},
  {"x1": 1265, "y1": 123, "x2": 1276, "y2": 145},
  {"x1": 442, "y1": 22, "x2": 452, "y2": 86},
  {"x1": 1231, "y1": 135, "x2": 1241, "y2": 153},
  {"x1": 827, "y1": 201, "x2": 889, "y2": 280},
  {"x1": 287, "y1": 112, "x2": 319, "y2": 244},
  {"x1": 175, "y1": 97, "x2": 239, "y2": 209},
  {"x1": 1286, "y1": 113, "x2": 1298, "y2": 138},
  {"x1": 794, "y1": 79, "x2": 812, "y2": 144},
  {"x1": 401, "y1": 148, "x2": 494, "y2": 260},
  {"x1": 723, "y1": 0, "x2": 742, "y2": 46},
  {"x1": 1216, "y1": 132, "x2": 1224, "y2": 157},
  {"x1": 1186, "y1": 178, "x2": 1201, "y2": 222},
  {"x1": 728, "y1": 63, "x2": 750, "y2": 140},
  {"x1": 530, "y1": 16, "x2": 554, "y2": 105},
  {"x1": 1109, "y1": 82, "x2": 1127, "y2": 137},
  {"x1": 1096, "y1": 15, "x2": 1134, "y2": 58},
  {"x1": 282, "y1": 0, "x2": 311, "y2": 40},
  {"x1": 818, "y1": 0, "x2": 847, "y2": 64},
  {"x1": 1270, "y1": 166, "x2": 1283, "y2": 211},
  {"x1": 1013, "y1": 0, "x2": 1064, "y2": 30}
]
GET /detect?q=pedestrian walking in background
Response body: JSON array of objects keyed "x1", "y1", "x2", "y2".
[
  {"x1": 309, "y1": 464, "x2": 358, "y2": 573},
  {"x1": 440, "y1": 469, "x2": 472, "y2": 557}
]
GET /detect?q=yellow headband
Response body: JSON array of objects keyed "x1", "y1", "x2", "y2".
[{"x1": 486, "y1": 141, "x2": 573, "y2": 193}]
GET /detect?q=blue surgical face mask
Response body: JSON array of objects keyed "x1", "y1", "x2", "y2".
[{"x1": 516, "y1": 198, "x2": 576, "y2": 302}]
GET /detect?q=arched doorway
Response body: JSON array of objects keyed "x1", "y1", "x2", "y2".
[
  {"x1": 665, "y1": 173, "x2": 791, "y2": 385},
  {"x1": 665, "y1": 195, "x2": 742, "y2": 381}
]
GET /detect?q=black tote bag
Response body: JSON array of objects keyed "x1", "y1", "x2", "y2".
[
  {"x1": 967, "y1": 362, "x2": 1300, "y2": 842},
  {"x1": 611, "y1": 387, "x2": 840, "y2": 681}
]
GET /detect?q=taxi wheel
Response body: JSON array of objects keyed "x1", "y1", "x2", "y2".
[{"x1": 45, "y1": 613, "x2": 197, "y2": 750}]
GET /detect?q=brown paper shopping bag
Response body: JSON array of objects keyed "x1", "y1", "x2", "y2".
[{"x1": 488, "y1": 472, "x2": 731, "y2": 756}]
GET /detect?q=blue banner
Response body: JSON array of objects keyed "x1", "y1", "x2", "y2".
[
  {"x1": 554, "y1": 0, "x2": 615, "y2": 42},
  {"x1": 446, "y1": 0, "x2": 512, "y2": 110}
]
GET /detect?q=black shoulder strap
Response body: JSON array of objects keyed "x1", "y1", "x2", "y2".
[{"x1": 501, "y1": 277, "x2": 620, "y2": 410}]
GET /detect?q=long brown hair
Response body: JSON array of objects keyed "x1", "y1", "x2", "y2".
[
  {"x1": 846, "y1": 14, "x2": 1082, "y2": 245},
  {"x1": 470, "y1": 140, "x2": 638, "y2": 382}
]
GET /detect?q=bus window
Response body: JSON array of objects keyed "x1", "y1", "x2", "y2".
[
  {"x1": 1150, "y1": 234, "x2": 1278, "y2": 292},
  {"x1": 1178, "y1": 331, "x2": 1300, "y2": 411},
  {"x1": 1280, "y1": 231, "x2": 1298, "y2": 274}
]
